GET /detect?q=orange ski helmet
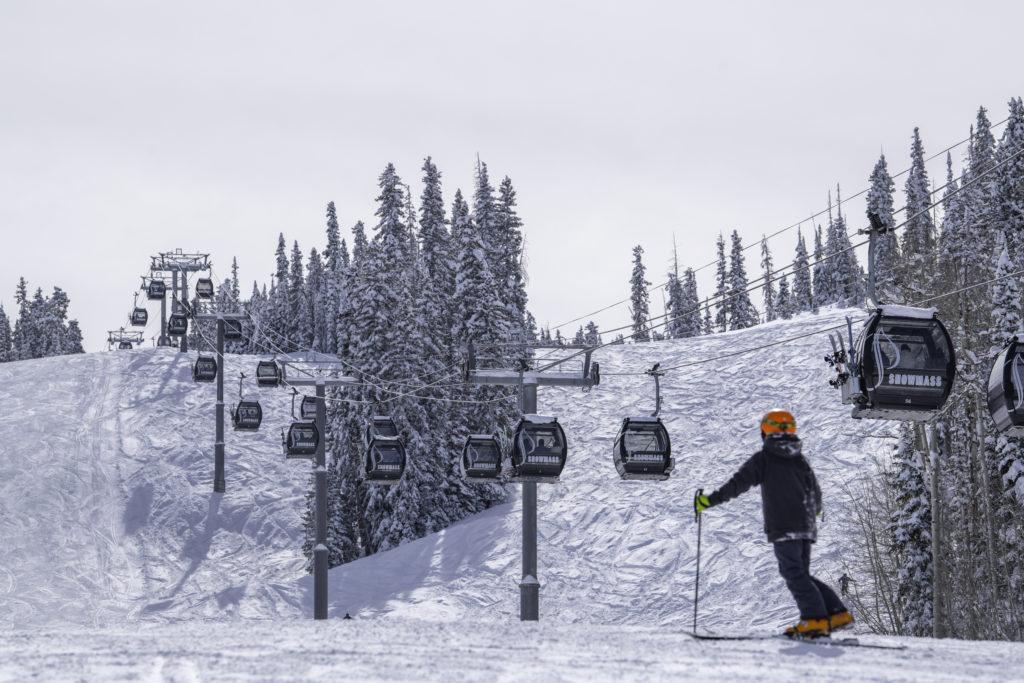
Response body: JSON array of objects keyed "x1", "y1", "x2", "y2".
[{"x1": 760, "y1": 409, "x2": 797, "y2": 436}]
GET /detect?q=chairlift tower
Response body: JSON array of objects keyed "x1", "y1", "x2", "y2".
[
  {"x1": 151, "y1": 249, "x2": 211, "y2": 353},
  {"x1": 276, "y1": 358, "x2": 359, "y2": 621},
  {"x1": 464, "y1": 343, "x2": 600, "y2": 621}
]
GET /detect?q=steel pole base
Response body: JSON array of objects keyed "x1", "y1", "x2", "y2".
[
  {"x1": 520, "y1": 576, "x2": 540, "y2": 621},
  {"x1": 213, "y1": 479, "x2": 225, "y2": 493},
  {"x1": 314, "y1": 546, "x2": 328, "y2": 620}
]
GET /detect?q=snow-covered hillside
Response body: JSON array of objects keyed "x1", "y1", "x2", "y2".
[{"x1": 3, "y1": 308, "x2": 1022, "y2": 680}]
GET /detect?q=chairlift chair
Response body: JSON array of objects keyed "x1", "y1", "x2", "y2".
[
  {"x1": 283, "y1": 422, "x2": 318, "y2": 459},
  {"x1": 130, "y1": 307, "x2": 148, "y2": 326},
  {"x1": 118, "y1": 341, "x2": 133, "y2": 350},
  {"x1": 232, "y1": 401, "x2": 263, "y2": 431},
  {"x1": 362, "y1": 417, "x2": 406, "y2": 484},
  {"x1": 613, "y1": 416, "x2": 673, "y2": 481},
  {"x1": 510, "y1": 415, "x2": 567, "y2": 482},
  {"x1": 195, "y1": 278, "x2": 215, "y2": 299},
  {"x1": 832, "y1": 306, "x2": 955, "y2": 421},
  {"x1": 461, "y1": 434, "x2": 502, "y2": 482},
  {"x1": 146, "y1": 279, "x2": 166, "y2": 300},
  {"x1": 255, "y1": 360, "x2": 281, "y2": 387},
  {"x1": 224, "y1": 318, "x2": 243, "y2": 341},
  {"x1": 987, "y1": 337, "x2": 1024, "y2": 436},
  {"x1": 300, "y1": 395, "x2": 318, "y2": 421},
  {"x1": 193, "y1": 355, "x2": 218, "y2": 382},
  {"x1": 167, "y1": 313, "x2": 188, "y2": 337}
]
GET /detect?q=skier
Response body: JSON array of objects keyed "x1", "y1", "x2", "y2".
[
  {"x1": 693, "y1": 409, "x2": 853, "y2": 638},
  {"x1": 838, "y1": 573, "x2": 852, "y2": 597}
]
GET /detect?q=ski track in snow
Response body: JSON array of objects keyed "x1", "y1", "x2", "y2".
[{"x1": 1, "y1": 308, "x2": 1022, "y2": 680}]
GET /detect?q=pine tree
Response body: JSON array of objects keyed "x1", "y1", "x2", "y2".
[
  {"x1": 993, "y1": 98, "x2": 1024, "y2": 271},
  {"x1": 902, "y1": 127, "x2": 936, "y2": 301},
  {"x1": 584, "y1": 320, "x2": 601, "y2": 345},
  {"x1": 991, "y1": 242, "x2": 1024, "y2": 505},
  {"x1": 0, "y1": 305, "x2": 11, "y2": 361},
  {"x1": 727, "y1": 230, "x2": 758, "y2": 329},
  {"x1": 888, "y1": 425, "x2": 934, "y2": 636},
  {"x1": 495, "y1": 176, "x2": 529, "y2": 339},
  {"x1": 665, "y1": 272, "x2": 685, "y2": 339},
  {"x1": 323, "y1": 201, "x2": 344, "y2": 354},
  {"x1": 776, "y1": 274, "x2": 792, "y2": 319},
  {"x1": 307, "y1": 247, "x2": 325, "y2": 351},
  {"x1": 679, "y1": 268, "x2": 702, "y2": 338},
  {"x1": 702, "y1": 298, "x2": 714, "y2": 336},
  {"x1": 713, "y1": 233, "x2": 728, "y2": 332},
  {"x1": 760, "y1": 236, "x2": 776, "y2": 322},
  {"x1": 270, "y1": 234, "x2": 290, "y2": 350},
  {"x1": 827, "y1": 186, "x2": 862, "y2": 306},
  {"x1": 867, "y1": 153, "x2": 901, "y2": 304},
  {"x1": 64, "y1": 320, "x2": 84, "y2": 354},
  {"x1": 287, "y1": 241, "x2": 311, "y2": 349},
  {"x1": 812, "y1": 224, "x2": 829, "y2": 309},
  {"x1": 792, "y1": 228, "x2": 814, "y2": 313},
  {"x1": 629, "y1": 245, "x2": 651, "y2": 342}
]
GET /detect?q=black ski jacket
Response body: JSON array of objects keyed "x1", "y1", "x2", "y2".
[{"x1": 706, "y1": 434, "x2": 822, "y2": 543}]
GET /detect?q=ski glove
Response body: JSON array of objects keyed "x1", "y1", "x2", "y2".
[{"x1": 694, "y1": 490, "x2": 711, "y2": 515}]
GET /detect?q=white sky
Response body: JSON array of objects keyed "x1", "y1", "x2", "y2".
[{"x1": 2, "y1": 0, "x2": 1022, "y2": 352}]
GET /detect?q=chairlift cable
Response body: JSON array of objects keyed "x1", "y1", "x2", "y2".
[{"x1": 548, "y1": 117, "x2": 1012, "y2": 334}]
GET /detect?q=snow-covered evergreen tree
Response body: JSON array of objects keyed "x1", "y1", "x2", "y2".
[
  {"x1": 792, "y1": 228, "x2": 814, "y2": 313},
  {"x1": 727, "y1": 230, "x2": 758, "y2": 329},
  {"x1": 993, "y1": 98, "x2": 1024, "y2": 272},
  {"x1": 629, "y1": 245, "x2": 651, "y2": 342},
  {"x1": 270, "y1": 234, "x2": 290, "y2": 350},
  {"x1": 287, "y1": 241, "x2": 311, "y2": 349},
  {"x1": 826, "y1": 186, "x2": 862, "y2": 307},
  {"x1": 679, "y1": 268, "x2": 702, "y2": 338},
  {"x1": 0, "y1": 304, "x2": 12, "y2": 362},
  {"x1": 64, "y1": 320, "x2": 84, "y2": 354},
  {"x1": 775, "y1": 273, "x2": 792, "y2": 320},
  {"x1": 760, "y1": 236, "x2": 776, "y2": 322},
  {"x1": 901, "y1": 127, "x2": 936, "y2": 301},
  {"x1": 702, "y1": 298, "x2": 714, "y2": 336},
  {"x1": 584, "y1": 320, "x2": 601, "y2": 345},
  {"x1": 888, "y1": 425, "x2": 934, "y2": 636},
  {"x1": 665, "y1": 271, "x2": 685, "y2": 339},
  {"x1": 866, "y1": 153, "x2": 901, "y2": 304},
  {"x1": 307, "y1": 247, "x2": 325, "y2": 351},
  {"x1": 811, "y1": 224, "x2": 829, "y2": 309},
  {"x1": 713, "y1": 233, "x2": 728, "y2": 332}
]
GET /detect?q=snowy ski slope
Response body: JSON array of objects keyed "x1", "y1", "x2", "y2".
[{"x1": 2, "y1": 308, "x2": 1022, "y2": 680}]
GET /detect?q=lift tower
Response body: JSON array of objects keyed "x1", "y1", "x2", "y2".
[{"x1": 151, "y1": 249, "x2": 210, "y2": 353}]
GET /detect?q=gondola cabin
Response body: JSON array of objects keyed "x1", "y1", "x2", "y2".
[
  {"x1": 300, "y1": 395, "x2": 318, "y2": 421},
  {"x1": 193, "y1": 355, "x2": 218, "y2": 382},
  {"x1": 118, "y1": 341, "x2": 133, "y2": 350},
  {"x1": 365, "y1": 416, "x2": 400, "y2": 445},
  {"x1": 130, "y1": 307, "x2": 148, "y2": 326},
  {"x1": 167, "y1": 313, "x2": 188, "y2": 337},
  {"x1": 987, "y1": 337, "x2": 1024, "y2": 436},
  {"x1": 232, "y1": 401, "x2": 263, "y2": 431},
  {"x1": 224, "y1": 318, "x2": 243, "y2": 341},
  {"x1": 612, "y1": 416, "x2": 673, "y2": 481},
  {"x1": 840, "y1": 306, "x2": 955, "y2": 421},
  {"x1": 510, "y1": 415, "x2": 567, "y2": 482},
  {"x1": 363, "y1": 431, "x2": 406, "y2": 485},
  {"x1": 283, "y1": 422, "x2": 318, "y2": 459},
  {"x1": 255, "y1": 361, "x2": 281, "y2": 387},
  {"x1": 461, "y1": 434, "x2": 502, "y2": 482},
  {"x1": 195, "y1": 278, "x2": 215, "y2": 299},
  {"x1": 146, "y1": 279, "x2": 166, "y2": 300}
]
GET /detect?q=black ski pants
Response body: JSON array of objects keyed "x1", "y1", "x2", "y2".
[{"x1": 773, "y1": 539, "x2": 846, "y2": 620}]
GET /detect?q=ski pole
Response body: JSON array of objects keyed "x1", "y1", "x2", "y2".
[{"x1": 693, "y1": 488, "x2": 703, "y2": 634}]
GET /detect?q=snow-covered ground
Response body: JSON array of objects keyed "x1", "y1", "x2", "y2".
[{"x1": 2, "y1": 308, "x2": 1022, "y2": 680}]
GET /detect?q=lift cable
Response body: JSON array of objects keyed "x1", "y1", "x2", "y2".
[{"x1": 549, "y1": 116, "x2": 1012, "y2": 334}]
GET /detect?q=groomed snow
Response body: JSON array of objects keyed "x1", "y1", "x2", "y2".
[{"x1": 1, "y1": 307, "x2": 1022, "y2": 680}]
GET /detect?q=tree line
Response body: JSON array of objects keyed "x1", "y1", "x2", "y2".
[{"x1": 0, "y1": 278, "x2": 84, "y2": 362}]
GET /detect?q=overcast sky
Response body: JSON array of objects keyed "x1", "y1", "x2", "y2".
[{"x1": 2, "y1": 1, "x2": 1022, "y2": 352}]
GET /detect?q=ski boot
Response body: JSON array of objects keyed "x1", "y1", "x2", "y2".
[
  {"x1": 783, "y1": 617, "x2": 830, "y2": 640},
  {"x1": 828, "y1": 610, "x2": 855, "y2": 632}
]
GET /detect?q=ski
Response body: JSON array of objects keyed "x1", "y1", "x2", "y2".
[{"x1": 688, "y1": 632, "x2": 906, "y2": 650}]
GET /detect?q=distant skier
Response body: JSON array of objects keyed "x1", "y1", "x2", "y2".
[
  {"x1": 838, "y1": 573, "x2": 851, "y2": 597},
  {"x1": 693, "y1": 410, "x2": 853, "y2": 638}
]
